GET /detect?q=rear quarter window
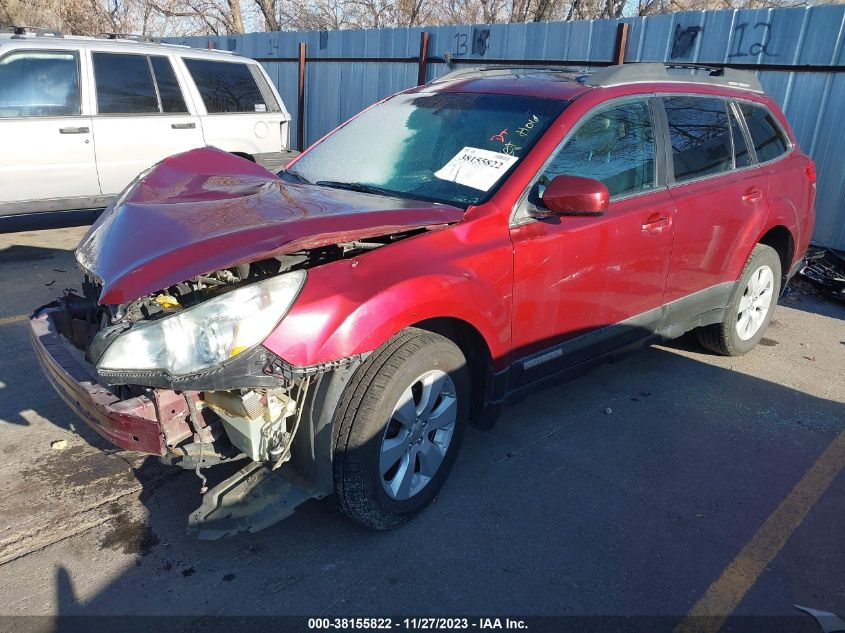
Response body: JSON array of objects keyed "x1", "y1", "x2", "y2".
[
  {"x1": 739, "y1": 102, "x2": 789, "y2": 163},
  {"x1": 183, "y1": 59, "x2": 279, "y2": 114}
]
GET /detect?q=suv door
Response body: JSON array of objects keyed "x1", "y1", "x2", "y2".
[
  {"x1": 509, "y1": 97, "x2": 675, "y2": 388},
  {"x1": 89, "y1": 51, "x2": 205, "y2": 195},
  {"x1": 0, "y1": 48, "x2": 100, "y2": 214},
  {"x1": 661, "y1": 95, "x2": 765, "y2": 312},
  {"x1": 180, "y1": 57, "x2": 288, "y2": 155}
]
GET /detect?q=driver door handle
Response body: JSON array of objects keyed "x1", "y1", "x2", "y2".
[
  {"x1": 741, "y1": 188, "x2": 763, "y2": 202},
  {"x1": 59, "y1": 126, "x2": 89, "y2": 134},
  {"x1": 171, "y1": 122, "x2": 196, "y2": 129},
  {"x1": 641, "y1": 212, "x2": 672, "y2": 234}
]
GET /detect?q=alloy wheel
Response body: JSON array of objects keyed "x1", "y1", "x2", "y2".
[
  {"x1": 379, "y1": 369, "x2": 457, "y2": 501},
  {"x1": 736, "y1": 264, "x2": 774, "y2": 341}
]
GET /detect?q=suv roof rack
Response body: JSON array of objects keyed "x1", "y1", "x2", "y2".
[
  {"x1": 430, "y1": 65, "x2": 583, "y2": 84},
  {"x1": 582, "y1": 63, "x2": 763, "y2": 93},
  {"x1": 2, "y1": 25, "x2": 64, "y2": 38},
  {"x1": 100, "y1": 32, "x2": 160, "y2": 42}
]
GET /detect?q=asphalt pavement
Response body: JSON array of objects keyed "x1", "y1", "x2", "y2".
[{"x1": 0, "y1": 226, "x2": 842, "y2": 631}]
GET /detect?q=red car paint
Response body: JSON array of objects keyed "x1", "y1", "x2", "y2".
[
  {"x1": 540, "y1": 175, "x2": 610, "y2": 214},
  {"x1": 77, "y1": 147, "x2": 464, "y2": 305},
  {"x1": 33, "y1": 73, "x2": 815, "y2": 455},
  {"x1": 271, "y1": 81, "x2": 814, "y2": 371}
]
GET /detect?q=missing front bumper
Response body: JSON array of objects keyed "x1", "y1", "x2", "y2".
[
  {"x1": 30, "y1": 308, "x2": 193, "y2": 454},
  {"x1": 31, "y1": 305, "x2": 352, "y2": 536}
]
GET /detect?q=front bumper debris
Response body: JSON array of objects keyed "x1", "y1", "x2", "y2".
[
  {"x1": 188, "y1": 460, "x2": 320, "y2": 539},
  {"x1": 30, "y1": 308, "x2": 193, "y2": 454},
  {"x1": 31, "y1": 304, "x2": 340, "y2": 537}
]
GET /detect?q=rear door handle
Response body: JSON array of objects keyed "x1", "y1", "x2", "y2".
[
  {"x1": 59, "y1": 126, "x2": 89, "y2": 134},
  {"x1": 741, "y1": 188, "x2": 762, "y2": 202},
  {"x1": 171, "y1": 122, "x2": 196, "y2": 129},
  {"x1": 641, "y1": 212, "x2": 672, "y2": 233}
]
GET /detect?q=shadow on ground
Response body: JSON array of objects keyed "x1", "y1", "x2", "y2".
[{"x1": 32, "y1": 342, "x2": 845, "y2": 629}]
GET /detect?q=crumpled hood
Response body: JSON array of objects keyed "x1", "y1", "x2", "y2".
[{"x1": 76, "y1": 147, "x2": 464, "y2": 304}]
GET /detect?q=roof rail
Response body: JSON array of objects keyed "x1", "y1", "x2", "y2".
[
  {"x1": 429, "y1": 65, "x2": 582, "y2": 84},
  {"x1": 100, "y1": 32, "x2": 161, "y2": 43},
  {"x1": 582, "y1": 62, "x2": 764, "y2": 93},
  {"x1": 3, "y1": 25, "x2": 64, "y2": 38}
]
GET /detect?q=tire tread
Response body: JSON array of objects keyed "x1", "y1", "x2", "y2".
[
  {"x1": 332, "y1": 328, "x2": 466, "y2": 529},
  {"x1": 696, "y1": 243, "x2": 781, "y2": 356}
]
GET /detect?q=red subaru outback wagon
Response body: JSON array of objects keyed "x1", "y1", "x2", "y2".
[{"x1": 31, "y1": 63, "x2": 815, "y2": 537}]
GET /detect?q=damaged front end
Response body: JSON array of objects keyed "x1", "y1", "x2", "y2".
[
  {"x1": 30, "y1": 146, "x2": 464, "y2": 537},
  {"x1": 31, "y1": 244, "x2": 383, "y2": 538}
]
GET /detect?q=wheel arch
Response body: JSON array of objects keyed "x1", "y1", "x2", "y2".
[
  {"x1": 411, "y1": 317, "x2": 495, "y2": 429},
  {"x1": 756, "y1": 224, "x2": 795, "y2": 289}
]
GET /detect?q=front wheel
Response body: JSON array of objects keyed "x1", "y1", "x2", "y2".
[
  {"x1": 332, "y1": 329, "x2": 469, "y2": 529},
  {"x1": 697, "y1": 244, "x2": 781, "y2": 356}
]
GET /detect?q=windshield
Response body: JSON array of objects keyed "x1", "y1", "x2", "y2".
[{"x1": 287, "y1": 91, "x2": 569, "y2": 207}]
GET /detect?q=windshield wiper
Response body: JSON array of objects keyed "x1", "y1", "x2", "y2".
[
  {"x1": 280, "y1": 169, "x2": 311, "y2": 184},
  {"x1": 314, "y1": 181, "x2": 402, "y2": 198}
]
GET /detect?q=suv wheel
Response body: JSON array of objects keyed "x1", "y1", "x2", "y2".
[
  {"x1": 697, "y1": 244, "x2": 781, "y2": 356},
  {"x1": 332, "y1": 328, "x2": 469, "y2": 529}
]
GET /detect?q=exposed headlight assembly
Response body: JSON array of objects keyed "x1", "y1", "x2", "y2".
[{"x1": 97, "y1": 271, "x2": 305, "y2": 376}]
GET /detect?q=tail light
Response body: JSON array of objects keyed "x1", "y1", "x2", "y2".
[{"x1": 805, "y1": 161, "x2": 816, "y2": 186}]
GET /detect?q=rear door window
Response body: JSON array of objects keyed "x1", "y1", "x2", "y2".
[
  {"x1": 150, "y1": 56, "x2": 188, "y2": 113},
  {"x1": 93, "y1": 53, "x2": 158, "y2": 114},
  {"x1": 539, "y1": 99, "x2": 656, "y2": 198},
  {"x1": 663, "y1": 96, "x2": 732, "y2": 183},
  {"x1": 0, "y1": 50, "x2": 80, "y2": 117},
  {"x1": 739, "y1": 102, "x2": 789, "y2": 163},
  {"x1": 183, "y1": 59, "x2": 278, "y2": 113}
]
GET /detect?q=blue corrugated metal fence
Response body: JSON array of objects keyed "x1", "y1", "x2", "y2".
[{"x1": 167, "y1": 6, "x2": 845, "y2": 249}]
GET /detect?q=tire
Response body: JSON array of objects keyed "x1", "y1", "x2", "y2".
[
  {"x1": 697, "y1": 244, "x2": 781, "y2": 356},
  {"x1": 332, "y1": 328, "x2": 469, "y2": 529}
]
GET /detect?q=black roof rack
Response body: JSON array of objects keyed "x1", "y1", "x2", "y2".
[
  {"x1": 428, "y1": 63, "x2": 763, "y2": 93},
  {"x1": 582, "y1": 63, "x2": 763, "y2": 93},
  {"x1": 99, "y1": 32, "x2": 161, "y2": 43},
  {"x1": 2, "y1": 25, "x2": 64, "y2": 38},
  {"x1": 429, "y1": 66, "x2": 583, "y2": 84}
]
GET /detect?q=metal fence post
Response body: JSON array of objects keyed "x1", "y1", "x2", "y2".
[
  {"x1": 297, "y1": 42, "x2": 306, "y2": 150},
  {"x1": 417, "y1": 32, "x2": 430, "y2": 85},
  {"x1": 614, "y1": 23, "x2": 629, "y2": 65}
]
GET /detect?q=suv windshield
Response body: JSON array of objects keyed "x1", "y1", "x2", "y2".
[{"x1": 287, "y1": 91, "x2": 569, "y2": 207}]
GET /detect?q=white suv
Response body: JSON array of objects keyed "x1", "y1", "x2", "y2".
[{"x1": 0, "y1": 29, "x2": 292, "y2": 217}]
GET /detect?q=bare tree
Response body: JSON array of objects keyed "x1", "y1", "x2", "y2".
[
  {"x1": 254, "y1": 0, "x2": 280, "y2": 29},
  {"x1": 150, "y1": 0, "x2": 247, "y2": 33},
  {"x1": 3, "y1": 0, "x2": 838, "y2": 37}
]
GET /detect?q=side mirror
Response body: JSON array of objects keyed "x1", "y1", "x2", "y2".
[{"x1": 539, "y1": 175, "x2": 609, "y2": 216}]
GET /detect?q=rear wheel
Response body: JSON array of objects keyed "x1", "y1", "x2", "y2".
[
  {"x1": 332, "y1": 329, "x2": 469, "y2": 529},
  {"x1": 697, "y1": 244, "x2": 781, "y2": 356}
]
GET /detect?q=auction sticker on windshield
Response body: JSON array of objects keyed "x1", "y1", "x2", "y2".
[{"x1": 434, "y1": 147, "x2": 518, "y2": 191}]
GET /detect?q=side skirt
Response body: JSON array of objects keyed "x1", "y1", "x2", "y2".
[{"x1": 485, "y1": 281, "x2": 735, "y2": 413}]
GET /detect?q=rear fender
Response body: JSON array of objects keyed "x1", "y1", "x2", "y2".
[{"x1": 729, "y1": 172, "x2": 801, "y2": 282}]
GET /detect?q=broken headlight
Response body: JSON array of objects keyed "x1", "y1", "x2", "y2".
[{"x1": 97, "y1": 271, "x2": 305, "y2": 376}]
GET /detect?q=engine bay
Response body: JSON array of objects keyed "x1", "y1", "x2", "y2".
[{"x1": 41, "y1": 236, "x2": 404, "y2": 469}]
